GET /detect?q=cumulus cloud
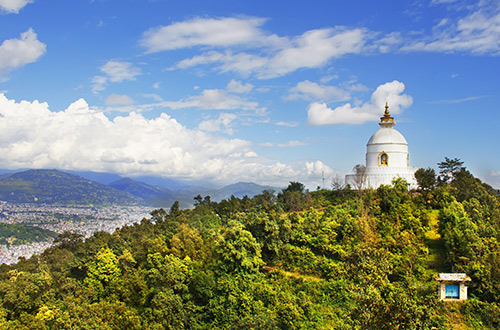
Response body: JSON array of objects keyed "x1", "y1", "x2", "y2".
[
  {"x1": 286, "y1": 80, "x2": 351, "y2": 102},
  {"x1": 0, "y1": 29, "x2": 46, "y2": 80},
  {"x1": 92, "y1": 60, "x2": 141, "y2": 93},
  {"x1": 198, "y1": 113, "x2": 237, "y2": 135},
  {"x1": 307, "y1": 80, "x2": 413, "y2": 125},
  {"x1": 0, "y1": 0, "x2": 32, "y2": 13},
  {"x1": 0, "y1": 94, "x2": 331, "y2": 187},
  {"x1": 305, "y1": 160, "x2": 334, "y2": 178}
]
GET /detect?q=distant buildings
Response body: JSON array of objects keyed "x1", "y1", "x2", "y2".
[
  {"x1": 345, "y1": 103, "x2": 417, "y2": 189},
  {"x1": 0, "y1": 202, "x2": 152, "y2": 264}
]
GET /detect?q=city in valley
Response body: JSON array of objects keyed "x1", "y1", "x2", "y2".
[{"x1": 0, "y1": 201, "x2": 154, "y2": 265}]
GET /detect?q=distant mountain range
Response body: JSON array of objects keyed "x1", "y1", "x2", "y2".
[
  {"x1": 0, "y1": 169, "x2": 141, "y2": 205},
  {"x1": 0, "y1": 169, "x2": 278, "y2": 207}
]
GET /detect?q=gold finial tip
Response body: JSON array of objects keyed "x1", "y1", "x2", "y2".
[{"x1": 380, "y1": 101, "x2": 394, "y2": 124}]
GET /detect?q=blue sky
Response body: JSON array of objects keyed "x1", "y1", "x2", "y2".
[{"x1": 0, "y1": 0, "x2": 499, "y2": 189}]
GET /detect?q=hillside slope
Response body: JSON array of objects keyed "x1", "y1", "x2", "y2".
[
  {"x1": 0, "y1": 167, "x2": 498, "y2": 329},
  {"x1": 0, "y1": 169, "x2": 141, "y2": 205}
]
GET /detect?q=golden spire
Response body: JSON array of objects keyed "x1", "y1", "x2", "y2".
[{"x1": 380, "y1": 102, "x2": 394, "y2": 125}]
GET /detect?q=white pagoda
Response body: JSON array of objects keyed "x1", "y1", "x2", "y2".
[{"x1": 345, "y1": 103, "x2": 417, "y2": 189}]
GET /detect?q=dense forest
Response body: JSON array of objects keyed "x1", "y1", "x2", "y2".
[
  {"x1": 0, "y1": 158, "x2": 499, "y2": 329},
  {"x1": 0, "y1": 224, "x2": 57, "y2": 245}
]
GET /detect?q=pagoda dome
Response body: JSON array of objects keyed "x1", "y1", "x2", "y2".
[{"x1": 367, "y1": 127, "x2": 408, "y2": 146}]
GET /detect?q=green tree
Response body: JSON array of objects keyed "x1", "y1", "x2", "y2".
[
  {"x1": 84, "y1": 246, "x2": 121, "y2": 298},
  {"x1": 438, "y1": 157, "x2": 464, "y2": 184},
  {"x1": 169, "y1": 201, "x2": 180, "y2": 216},
  {"x1": 253, "y1": 189, "x2": 277, "y2": 211},
  {"x1": 415, "y1": 167, "x2": 436, "y2": 192},
  {"x1": 278, "y1": 182, "x2": 308, "y2": 212},
  {"x1": 169, "y1": 224, "x2": 204, "y2": 260},
  {"x1": 214, "y1": 220, "x2": 264, "y2": 273}
]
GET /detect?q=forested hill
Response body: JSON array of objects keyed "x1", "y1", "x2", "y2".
[{"x1": 0, "y1": 161, "x2": 499, "y2": 329}]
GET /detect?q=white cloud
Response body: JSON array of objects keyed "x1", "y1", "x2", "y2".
[
  {"x1": 91, "y1": 75, "x2": 107, "y2": 93},
  {"x1": 142, "y1": 93, "x2": 163, "y2": 102},
  {"x1": 189, "y1": 88, "x2": 258, "y2": 110},
  {"x1": 105, "y1": 94, "x2": 134, "y2": 106},
  {"x1": 153, "y1": 83, "x2": 263, "y2": 112},
  {"x1": 307, "y1": 80, "x2": 413, "y2": 125},
  {"x1": 275, "y1": 121, "x2": 299, "y2": 127},
  {"x1": 371, "y1": 32, "x2": 403, "y2": 53},
  {"x1": 157, "y1": 17, "x2": 370, "y2": 79},
  {"x1": 305, "y1": 160, "x2": 334, "y2": 178},
  {"x1": 308, "y1": 102, "x2": 377, "y2": 126},
  {"x1": 244, "y1": 151, "x2": 257, "y2": 158},
  {"x1": 286, "y1": 80, "x2": 351, "y2": 102},
  {"x1": 175, "y1": 51, "x2": 226, "y2": 69},
  {"x1": 101, "y1": 60, "x2": 141, "y2": 82},
  {"x1": 347, "y1": 83, "x2": 370, "y2": 92},
  {"x1": 261, "y1": 27, "x2": 368, "y2": 78},
  {"x1": 198, "y1": 113, "x2": 237, "y2": 134},
  {"x1": 154, "y1": 9, "x2": 500, "y2": 83},
  {"x1": 226, "y1": 80, "x2": 253, "y2": 94},
  {"x1": 95, "y1": 81, "x2": 261, "y2": 114},
  {"x1": 431, "y1": 0, "x2": 458, "y2": 3},
  {"x1": 175, "y1": 50, "x2": 270, "y2": 77},
  {"x1": 491, "y1": 170, "x2": 500, "y2": 177},
  {"x1": 0, "y1": 93, "x2": 329, "y2": 187},
  {"x1": 431, "y1": 95, "x2": 488, "y2": 104},
  {"x1": 0, "y1": 0, "x2": 32, "y2": 13},
  {"x1": 259, "y1": 140, "x2": 306, "y2": 148},
  {"x1": 92, "y1": 60, "x2": 141, "y2": 93},
  {"x1": 0, "y1": 29, "x2": 46, "y2": 80},
  {"x1": 402, "y1": 2, "x2": 500, "y2": 55},
  {"x1": 320, "y1": 75, "x2": 339, "y2": 83},
  {"x1": 176, "y1": 28, "x2": 369, "y2": 79},
  {"x1": 141, "y1": 17, "x2": 269, "y2": 52}
]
